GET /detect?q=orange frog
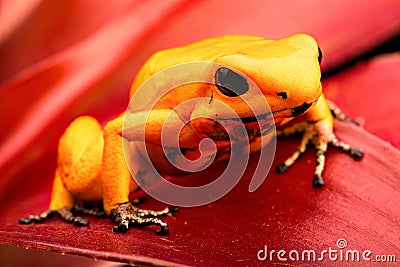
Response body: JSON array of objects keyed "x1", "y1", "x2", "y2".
[{"x1": 20, "y1": 34, "x2": 362, "y2": 234}]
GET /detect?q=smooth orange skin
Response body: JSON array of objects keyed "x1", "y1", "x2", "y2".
[{"x1": 49, "y1": 34, "x2": 332, "y2": 215}]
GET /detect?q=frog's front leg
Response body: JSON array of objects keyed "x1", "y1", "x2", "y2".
[
  {"x1": 276, "y1": 95, "x2": 363, "y2": 187},
  {"x1": 102, "y1": 114, "x2": 168, "y2": 234},
  {"x1": 19, "y1": 116, "x2": 105, "y2": 227},
  {"x1": 103, "y1": 109, "x2": 190, "y2": 234}
]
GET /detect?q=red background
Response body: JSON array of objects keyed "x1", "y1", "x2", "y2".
[{"x1": 0, "y1": 1, "x2": 399, "y2": 266}]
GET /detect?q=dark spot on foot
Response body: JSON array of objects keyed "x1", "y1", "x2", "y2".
[
  {"x1": 276, "y1": 164, "x2": 288, "y2": 174},
  {"x1": 73, "y1": 217, "x2": 89, "y2": 226},
  {"x1": 313, "y1": 174, "x2": 325, "y2": 188},
  {"x1": 168, "y1": 206, "x2": 179, "y2": 214},
  {"x1": 18, "y1": 217, "x2": 32, "y2": 224},
  {"x1": 113, "y1": 224, "x2": 128, "y2": 233},
  {"x1": 350, "y1": 148, "x2": 363, "y2": 159},
  {"x1": 156, "y1": 226, "x2": 170, "y2": 235}
]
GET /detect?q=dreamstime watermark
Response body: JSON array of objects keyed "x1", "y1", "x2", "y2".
[
  {"x1": 257, "y1": 238, "x2": 397, "y2": 263},
  {"x1": 122, "y1": 61, "x2": 277, "y2": 207}
]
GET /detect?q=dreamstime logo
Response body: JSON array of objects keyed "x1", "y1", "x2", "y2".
[
  {"x1": 336, "y1": 238, "x2": 348, "y2": 249},
  {"x1": 257, "y1": 238, "x2": 397, "y2": 263},
  {"x1": 122, "y1": 61, "x2": 276, "y2": 207}
]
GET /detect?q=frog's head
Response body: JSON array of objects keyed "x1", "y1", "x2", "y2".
[
  {"x1": 130, "y1": 34, "x2": 323, "y2": 142},
  {"x1": 209, "y1": 34, "x2": 322, "y2": 126}
]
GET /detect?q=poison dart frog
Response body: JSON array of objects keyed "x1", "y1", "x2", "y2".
[{"x1": 19, "y1": 34, "x2": 363, "y2": 234}]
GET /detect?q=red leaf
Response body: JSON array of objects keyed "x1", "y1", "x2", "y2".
[
  {"x1": 324, "y1": 54, "x2": 400, "y2": 148},
  {"x1": 0, "y1": 0, "x2": 189, "y2": 190},
  {"x1": 1, "y1": 1, "x2": 400, "y2": 266},
  {"x1": 131, "y1": 0, "x2": 400, "y2": 71},
  {"x1": 0, "y1": 122, "x2": 399, "y2": 266},
  {"x1": 1, "y1": 0, "x2": 399, "y2": 189}
]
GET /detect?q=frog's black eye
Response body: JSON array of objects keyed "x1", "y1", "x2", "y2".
[
  {"x1": 215, "y1": 67, "x2": 249, "y2": 97},
  {"x1": 318, "y1": 46, "x2": 323, "y2": 64}
]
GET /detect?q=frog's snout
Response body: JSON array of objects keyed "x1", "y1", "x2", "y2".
[{"x1": 291, "y1": 102, "x2": 312, "y2": 117}]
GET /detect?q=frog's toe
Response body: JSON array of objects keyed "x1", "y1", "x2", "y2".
[
  {"x1": 350, "y1": 147, "x2": 364, "y2": 159},
  {"x1": 168, "y1": 206, "x2": 180, "y2": 214},
  {"x1": 276, "y1": 135, "x2": 310, "y2": 174},
  {"x1": 19, "y1": 209, "x2": 55, "y2": 224},
  {"x1": 327, "y1": 100, "x2": 360, "y2": 126},
  {"x1": 330, "y1": 136, "x2": 364, "y2": 160},
  {"x1": 313, "y1": 174, "x2": 325, "y2": 188},
  {"x1": 72, "y1": 216, "x2": 90, "y2": 226},
  {"x1": 276, "y1": 163, "x2": 289, "y2": 174},
  {"x1": 18, "y1": 217, "x2": 32, "y2": 224},
  {"x1": 113, "y1": 221, "x2": 129, "y2": 233},
  {"x1": 156, "y1": 223, "x2": 170, "y2": 235}
]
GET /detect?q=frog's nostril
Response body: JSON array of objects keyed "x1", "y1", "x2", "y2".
[
  {"x1": 277, "y1": 92, "x2": 288, "y2": 99},
  {"x1": 291, "y1": 102, "x2": 312, "y2": 117}
]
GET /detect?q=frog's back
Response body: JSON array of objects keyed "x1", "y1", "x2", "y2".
[
  {"x1": 129, "y1": 35, "x2": 268, "y2": 98},
  {"x1": 129, "y1": 34, "x2": 318, "y2": 99}
]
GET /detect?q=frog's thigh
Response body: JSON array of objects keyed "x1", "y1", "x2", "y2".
[{"x1": 56, "y1": 116, "x2": 104, "y2": 202}]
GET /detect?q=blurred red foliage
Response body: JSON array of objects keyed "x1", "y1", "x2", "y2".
[{"x1": 0, "y1": 0, "x2": 399, "y2": 266}]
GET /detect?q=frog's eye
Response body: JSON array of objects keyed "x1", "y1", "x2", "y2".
[
  {"x1": 318, "y1": 46, "x2": 323, "y2": 64},
  {"x1": 214, "y1": 67, "x2": 249, "y2": 97}
]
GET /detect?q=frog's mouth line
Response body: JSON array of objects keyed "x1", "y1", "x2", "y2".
[
  {"x1": 217, "y1": 102, "x2": 312, "y2": 124},
  {"x1": 207, "y1": 102, "x2": 313, "y2": 140}
]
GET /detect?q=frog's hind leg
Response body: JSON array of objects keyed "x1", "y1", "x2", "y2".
[
  {"x1": 19, "y1": 170, "x2": 89, "y2": 226},
  {"x1": 19, "y1": 116, "x2": 104, "y2": 226}
]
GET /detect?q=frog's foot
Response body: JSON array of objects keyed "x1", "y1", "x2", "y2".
[
  {"x1": 110, "y1": 202, "x2": 179, "y2": 235},
  {"x1": 19, "y1": 207, "x2": 89, "y2": 226},
  {"x1": 276, "y1": 119, "x2": 363, "y2": 188}
]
